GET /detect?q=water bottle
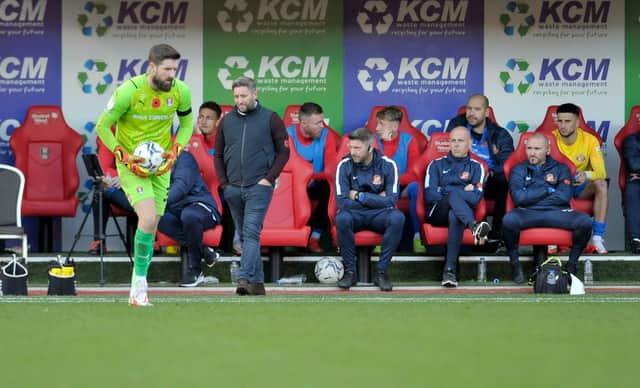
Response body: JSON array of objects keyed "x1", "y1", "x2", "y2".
[
  {"x1": 276, "y1": 274, "x2": 307, "y2": 285},
  {"x1": 229, "y1": 260, "x2": 239, "y2": 285},
  {"x1": 478, "y1": 257, "x2": 487, "y2": 282},
  {"x1": 584, "y1": 259, "x2": 593, "y2": 285}
]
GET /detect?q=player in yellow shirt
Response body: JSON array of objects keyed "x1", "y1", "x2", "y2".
[
  {"x1": 553, "y1": 103, "x2": 608, "y2": 253},
  {"x1": 96, "y1": 44, "x2": 193, "y2": 306}
]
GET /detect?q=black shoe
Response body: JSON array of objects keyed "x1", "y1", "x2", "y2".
[
  {"x1": 471, "y1": 221, "x2": 491, "y2": 245},
  {"x1": 180, "y1": 270, "x2": 204, "y2": 287},
  {"x1": 236, "y1": 278, "x2": 250, "y2": 295},
  {"x1": 203, "y1": 246, "x2": 220, "y2": 268},
  {"x1": 441, "y1": 269, "x2": 458, "y2": 288},
  {"x1": 337, "y1": 271, "x2": 357, "y2": 290},
  {"x1": 632, "y1": 238, "x2": 640, "y2": 254},
  {"x1": 373, "y1": 272, "x2": 393, "y2": 292},
  {"x1": 564, "y1": 262, "x2": 577, "y2": 276},
  {"x1": 248, "y1": 282, "x2": 266, "y2": 296},
  {"x1": 511, "y1": 262, "x2": 525, "y2": 284}
]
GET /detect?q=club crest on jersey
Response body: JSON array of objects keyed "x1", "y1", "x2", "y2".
[
  {"x1": 545, "y1": 173, "x2": 556, "y2": 183},
  {"x1": 152, "y1": 97, "x2": 161, "y2": 108},
  {"x1": 576, "y1": 154, "x2": 586, "y2": 162},
  {"x1": 136, "y1": 186, "x2": 144, "y2": 194},
  {"x1": 460, "y1": 171, "x2": 470, "y2": 180},
  {"x1": 166, "y1": 97, "x2": 173, "y2": 107},
  {"x1": 372, "y1": 175, "x2": 382, "y2": 185}
]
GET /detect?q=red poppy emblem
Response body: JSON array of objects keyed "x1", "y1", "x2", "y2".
[{"x1": 152, "y1": 98, "x2": 161, "y2": 108}]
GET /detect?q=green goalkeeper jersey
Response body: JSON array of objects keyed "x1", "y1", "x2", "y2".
[{"x1": 96, "y1": 74, "x2": 193, "y2": 154}]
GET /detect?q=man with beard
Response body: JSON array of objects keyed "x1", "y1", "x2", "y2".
[
  {"x1": 214, "y1": 76, "x2": 290, "y2": 296},
  {"x1": 96, "y1": 44, "x2": 193, "y2": 306},
  {"x1": 335, "y1": 127, "x2": 404, "y2": 292},
  {"x1": 552, "y1": 103, "x2": 609, "y2": 254}
]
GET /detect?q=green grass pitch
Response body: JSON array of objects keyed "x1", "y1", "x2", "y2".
[{"x1": 1, "y1": 294, "x2": 638, "y2": 387}]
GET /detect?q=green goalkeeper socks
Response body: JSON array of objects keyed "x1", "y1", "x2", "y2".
[{"x1": 134, "y1": 229, "x2": 155, "y2": 277}]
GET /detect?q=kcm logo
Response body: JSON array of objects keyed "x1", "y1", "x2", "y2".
[
  {"x1": 217, "y1": 0, "x2": 254, "y2": 32},
  {"x1": 499, "y1": 1, "x2": 534, "y2": 36},
  {"x1": 217, "y1": 0, "x2": 328, "y2": 33},
  {"x1": 357, "y1": 0, "x2": 468, "y2": 35},
  {"x1": 77, "y1": 0, "x2": 189, "y2": 37},
  {"x1": 499, "y1": 58, "x2": 535, "y2": 94},
  {"x1": 0, "y1": 0, "x2": 46, "y2": 24},
  {"x1": 77, "y1": 59, "x2": 113, "y2": 94},
  {"x1": 77, "y1": 1, "x2": 113, "y2": 37},
  {"x1": 217, "y1": 55, "x2": 329, "y2": 89},
  {"x1": 500, "y1": 0, "x2": 610, "y2": 37}
]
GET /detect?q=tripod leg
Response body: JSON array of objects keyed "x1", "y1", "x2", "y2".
[
  {"x1": 111, "y1": 213, "x2": 133, "y2": 263},
  {"x1": 66, "y1": 195, "x2": 94, "y2": 261}
]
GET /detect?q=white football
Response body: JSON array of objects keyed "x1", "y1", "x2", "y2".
[
  {"x1": 133, "y1": 141, "x2": 165, "y2": 173},
  {"x1": 314, "y1": 257, "x2": 344, "y2": 284}
]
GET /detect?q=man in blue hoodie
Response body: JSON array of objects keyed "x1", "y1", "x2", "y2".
[
  {"x1": 158, "y1": 150, "x2": 221, "y2": 287},
  {"x1": 503, "y1": 133, "x2": 592, "y2": 279}
]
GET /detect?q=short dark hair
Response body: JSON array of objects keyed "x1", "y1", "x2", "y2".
[
  {"x1": 199, "y1": 101, "x2": 221, "y2": 118},
  {"x1": 556, "y1": 103, "x2": 580, "y2": 117},
  {"x1": 348, "y1": 127, "x2": 374, "y2": 144},
  {"x1": 232, "y1": 76, "x2": 257, "y2": 91},
  {"x1": 299, "y1": 102, "x2": 323, "y2": 118},
  {"x1": 375, "y1": 106, "x2": 403, "y2": 123},
  {"x1": 148, "y1": 44, "x2": 180, "y2": 65}
]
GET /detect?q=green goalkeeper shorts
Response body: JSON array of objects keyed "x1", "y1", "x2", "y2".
[{"x1": 116, "y1": 162, "x2": 170, "y2": 216}]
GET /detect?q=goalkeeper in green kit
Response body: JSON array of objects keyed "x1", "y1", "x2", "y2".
[{"x1": 95, "y1": 44, "x2": 193, "y2": 306}]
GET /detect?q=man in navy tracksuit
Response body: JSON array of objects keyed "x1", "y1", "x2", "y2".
[
  {"x1": 447, "y1": 94, "x2": 514, "y2": 241},
  {"x1": 158, "y1": 151, "x2": 221, "y2": 287},
  {"x1": 623, "y1": 131, "x2": 640, "y2": 253},
  {"x1": 503, "y1": 133, "x2": 592, "y2": 278},
  {"x1": 425, "y1": 127, "x2": 490, "y2": 287},
  {"x1": 335, "y1": 127, "x2": 405, "y2": 291}
]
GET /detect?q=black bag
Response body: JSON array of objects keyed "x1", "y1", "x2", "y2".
[
  {"x1": 1, "y1": 256, "x2": 28, "y2": 296},
  {"x1": 47, "y1": 259, "x2": 76, "y2": 296},
  {"x1": 531, "y1": 257, "x2": 569, "y2": 294}
]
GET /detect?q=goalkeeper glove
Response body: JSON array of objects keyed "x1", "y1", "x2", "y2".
[
  {"x1": 156, "y1": 143, "x2": 183, "y2": 176},
  {"x1": 114, "y1": 145, "x2": 150, "y2": 178}
]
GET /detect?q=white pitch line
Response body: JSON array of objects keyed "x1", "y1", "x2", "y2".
[{"x1": 2, "y1": 295, "x2": 640, "y2": 304}]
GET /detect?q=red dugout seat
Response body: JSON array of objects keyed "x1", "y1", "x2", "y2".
[
  {"x1": 535, "y1": 104, "x2": 602, "y2": 144},
  {"x1": 282, "y1": 104, "x2": 301, "y2": 128},
  {"x1": 614, "y1": 105, "x2": 640, "y2": 195},
  {"x1": 260, "y1": 140, "x2": 314, "y2": 280},
  {"x1": 502, "y1": 132, "x2": 578, "y2": 257},
  {"x1": 10, "y1": 106, "x2": 83, "y2": 217},
  {"x1": 365, "y1": 105, "x2": 428, "y2": 152},
  {"x1": 219, "y1": 104, "x2": 234, "y2": 117},
  {"x1": 9, "y1": 105, "x2": 83, "y2": 251},
  {"x1": 456, "y1": 105, "x2": 500, "y2": 125},
  {"x1": 155, "y1": 135, "x2": 224, "y2": 255},
  {"x1": 411, "y1": 132, "x2": 488, "y2": 246}
]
